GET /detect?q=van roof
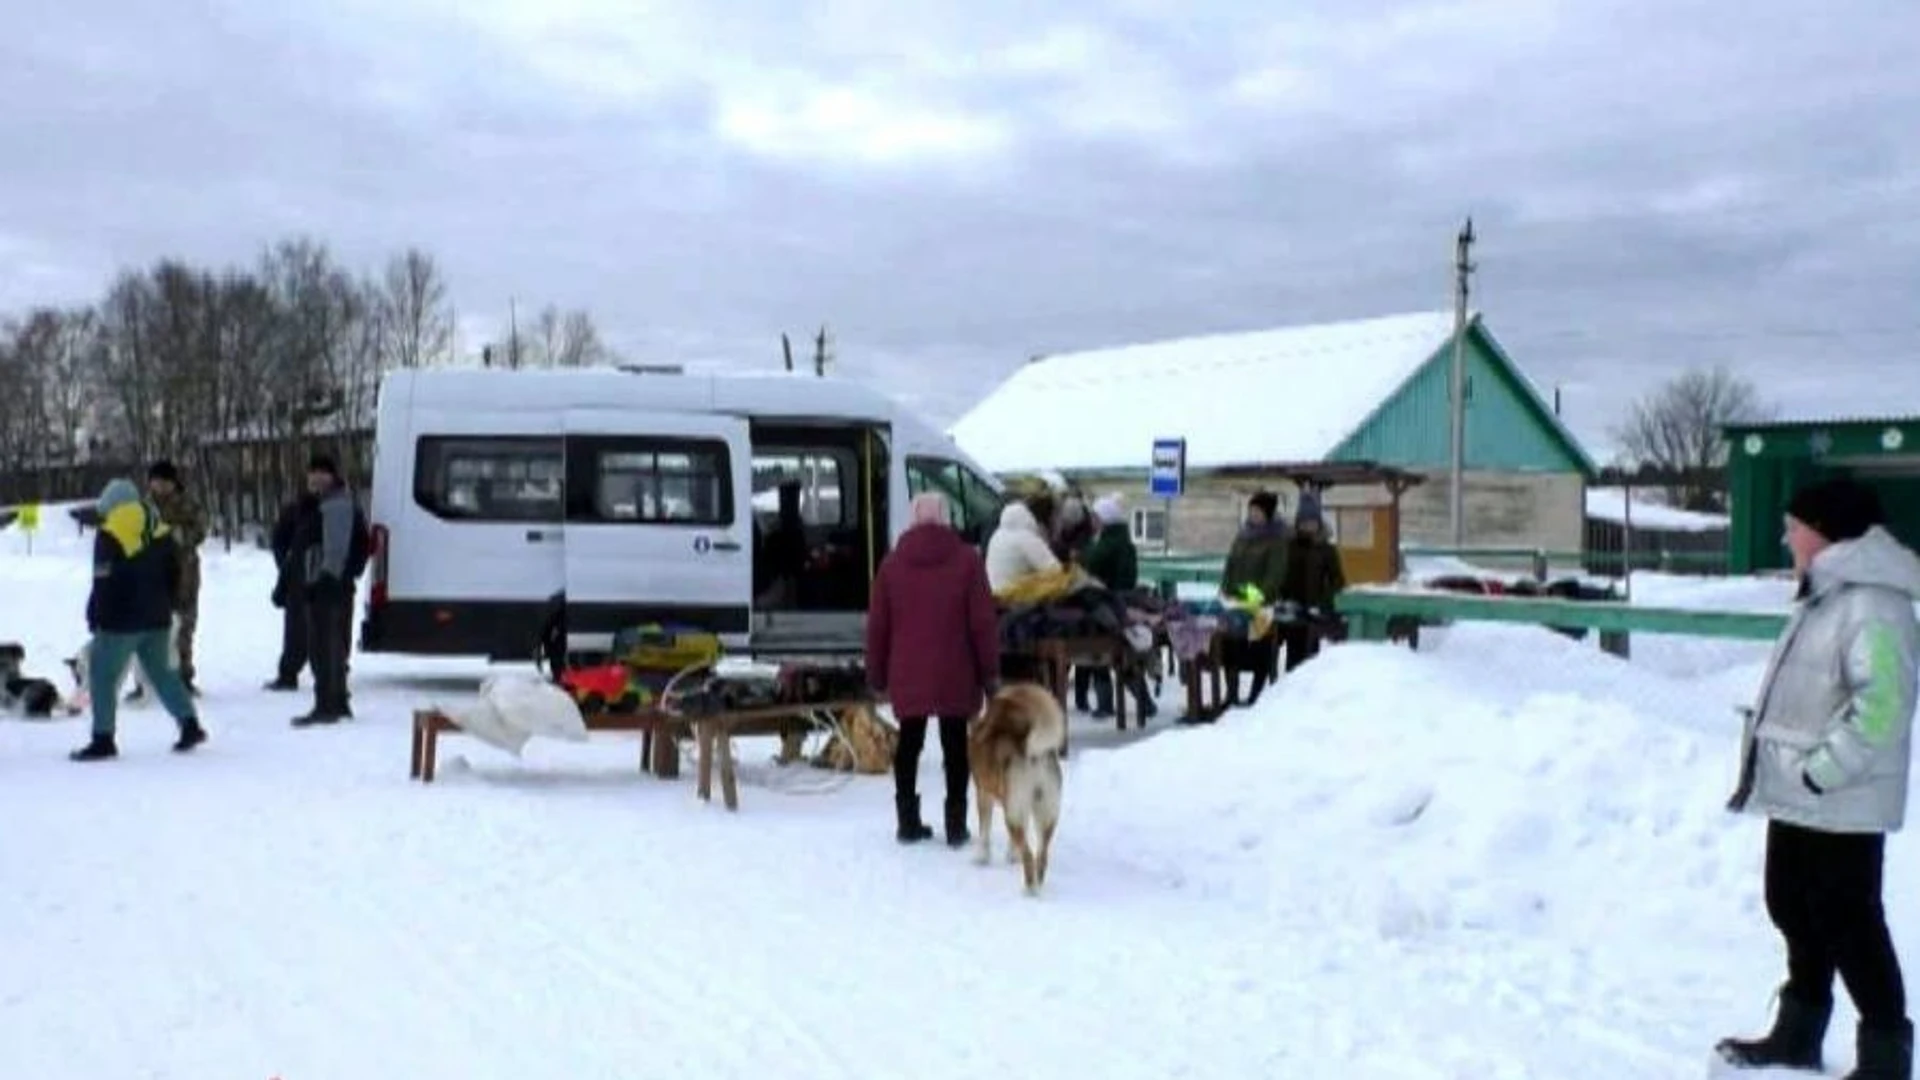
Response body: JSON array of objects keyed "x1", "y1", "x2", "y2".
[{"x1": 385, "y1": 366, "x2": 909, "y2": 421}]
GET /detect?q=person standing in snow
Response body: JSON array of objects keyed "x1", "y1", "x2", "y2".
[
  {"x1": 866, "y1": 492, "x2": 1001, "y2": 846},
  {"x1": 294, "y1": 454, "x2": 361, "y2": 727},
  {"x1": 265, "y1": 491, "x2": 318, "y2": 691},
  {"x1": 1719, "y1": 478, "x2": 1920, "y2": 1079},
  {"x1": 132, "y1": 459, "x2": 207, "y2": 697},
  {"x1": 1076, "y1": 494, "x2": 1155, "y2": 720},
  {"x1": 1215, "y1": 491, "x2": 1290, "y2": 709},
  {"x1": 70, "y1": 479, "x2": 207, "y2": 761},
  {"x1": 1279, "y1": 492, "x2": 1346, "y2": 672}
]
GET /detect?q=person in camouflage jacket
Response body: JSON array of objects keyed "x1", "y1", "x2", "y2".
[{"x1": 144, "y1": 459, "x2": 208, "y2": 692}]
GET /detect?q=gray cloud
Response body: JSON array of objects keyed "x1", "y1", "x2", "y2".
[{"x1": 3, "y1": 0, "x2": 1917, "y2": 458}]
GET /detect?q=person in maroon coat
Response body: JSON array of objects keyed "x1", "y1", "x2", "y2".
[{"x1": 867, "y1": 492, "x2": 1002, "y2": 845}]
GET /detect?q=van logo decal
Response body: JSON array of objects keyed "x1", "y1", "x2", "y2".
[{"x1": 693, "y1": 536, "x2": 712, "y2": 553}]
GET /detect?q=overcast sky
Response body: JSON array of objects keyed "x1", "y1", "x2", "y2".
[{"x1": 3, "y1": 0, "x2": 1917, "y2": 457}]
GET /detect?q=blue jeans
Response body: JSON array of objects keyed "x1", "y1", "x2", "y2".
[{"x1": 89, "y1": 629, "x2": 195, "y2": 738}]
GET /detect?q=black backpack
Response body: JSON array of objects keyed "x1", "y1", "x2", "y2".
[{"x1": 344, "y1": 503, "x2": 373, "y2": 582}]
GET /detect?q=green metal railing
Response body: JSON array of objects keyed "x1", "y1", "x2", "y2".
[
  {"x1": 1335, "y1": 584, "x2": 1786, "y2": 643},
  {"x1": 1141, "y1": 545, "x2": 1730, "y2": 592}
]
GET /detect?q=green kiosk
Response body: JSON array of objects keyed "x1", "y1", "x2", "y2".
[{"x1": 1724, "y1": 415, "x2": 1920, "y2": 573}]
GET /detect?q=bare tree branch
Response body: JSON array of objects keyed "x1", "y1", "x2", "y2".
[{"x1": 1610, "y1": 364, "x2": 1774, "y2": 510}]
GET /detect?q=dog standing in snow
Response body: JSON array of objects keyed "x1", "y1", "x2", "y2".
[{"x1": 968, "y1": 683, "x2": 1067, "y2": 896}]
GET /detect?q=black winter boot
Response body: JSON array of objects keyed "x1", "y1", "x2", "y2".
[
  {"x1": 1717, "y1": 988, "x2": 1831, "y2": 1071},
  {"x1": 172, "y1": 717, "x2": 207, "y2": 753},
  {"x1": 943, "y1": 796, "x2": 970, "y2": 848},
  {"x1": 895, "y1": 794, "x2": 934, "y2": 844},
  {"x1": 1844, "y1": 1019, "x2": 1913, "y2": 1079},
  {"x1": 68, "y1": 736, "x2": 117, "y2": 762}
]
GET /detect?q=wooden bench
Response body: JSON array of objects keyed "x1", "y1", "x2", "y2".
[
  {"x1": 408, "y1": 698, "x2": 874, "y2": 812},
  {"x1": 410, "y1": 707, "x2": 682, "y2": 785}
]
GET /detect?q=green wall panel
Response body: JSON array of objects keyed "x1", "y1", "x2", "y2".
[{"x1": 1329, "y1": 327, "x2": 1588, "y2": 473}]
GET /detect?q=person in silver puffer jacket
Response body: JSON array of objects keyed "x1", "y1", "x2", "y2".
[{"x1": 1719, "y1": 478, "x2": 1920, "y2": 1079}]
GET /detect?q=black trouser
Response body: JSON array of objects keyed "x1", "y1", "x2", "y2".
[
  {"x1": 1280, "y1": 624, "x2": 1320, "y2": 672},
  {"x1": 894, "y1": 715, "x2": 968, "y2": 806},
  {"x1": 1765, "y1": 819, "x2": 1907, "y2": 1027},
  {"x1": 277, "y1": 588, "x2": 309, "y2": 684},
  {"x1": 306, "y1": 585, "x2": 354, "y2": 716},
  {"x1": 1223, "y1": 636, "x2": 1277, "y2": 704}
]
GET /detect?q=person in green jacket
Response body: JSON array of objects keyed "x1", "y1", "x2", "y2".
[
  {"x1": 1218, "y1": 490, "x2": 1290, "y2": 707},
  {"x1": 1075, "y1": 495, "x2": 1155, "y2": 719}
]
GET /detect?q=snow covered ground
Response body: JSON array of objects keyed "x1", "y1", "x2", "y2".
[{"x1": 1, "y1": 510, "x2": 1914, "y2": 1078}]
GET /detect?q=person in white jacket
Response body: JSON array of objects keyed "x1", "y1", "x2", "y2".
[{"x1": 985, "y1": 499, "x2": 1061, "y2": 594}]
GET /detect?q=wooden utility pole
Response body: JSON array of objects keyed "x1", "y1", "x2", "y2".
[
  {"x1": 781, "y1": 332, "x2": 794, "y2": 372},
  {"x1": 1448, "y1": 217, "x2": 1475, "y2": 547},
  {"x1": 812, "y1": 324, "x2": 831, "y2": 377}
]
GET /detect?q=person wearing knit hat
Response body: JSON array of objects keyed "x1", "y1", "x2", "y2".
[
  {"x1": 1280, "y1": 490, "x2": 1345, "y2": 672},
  {"x1": 1208, "y1": 490, "x2": 1289, "y2": 714},
  {"x1": 70, "y1": 478, "x2": 207, "y2": 761},
  {"x1": 1078, "y1": 492, "x2": 1157, "y2": 721},
  {"x1": 294, "y1": 449, "x2": 364, "y2": 726},
  {"x1": 140, "y1": 457, "x2": 208, "y2": 696},
  {"x1": 1719, "y1": 476, "x2": 1920, "y2": 1076}
]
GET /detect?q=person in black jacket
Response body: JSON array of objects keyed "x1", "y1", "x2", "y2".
[
  {"x1": 70, "y1": 479, "x2": 207, "y2": 761},
  {"x1": 265, "y1": 492, "x2": 318, "y2": 690}
]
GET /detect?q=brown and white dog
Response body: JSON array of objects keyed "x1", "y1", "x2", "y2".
[{"x1": 969, "y1": 683, "x2": 1067, "y2": 896}]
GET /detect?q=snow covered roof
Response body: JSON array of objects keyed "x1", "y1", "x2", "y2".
[
  {"x1": 948, "y1": 310, "x2": 1466, "y2": 474},
  {"x1": 1584, "y1": 488, "x2": 1729, "y2": 533}
]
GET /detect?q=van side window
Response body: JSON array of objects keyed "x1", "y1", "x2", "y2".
[
  {"x1": 570, "y1": 438, "x2": 733, "y2": 526},
  {"x1": 753, "y1": 450, "x2": 851, "y2": 526},
  {"x1": 414, "y1": 437, "x2": 564, "y2": 521},
  {"x1": 905, "y1": 456, "x2": 1002, "y2": 541}
]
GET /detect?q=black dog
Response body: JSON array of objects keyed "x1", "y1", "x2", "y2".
[{"x1": 0, "y1": 642, "x2": 68, "y2": 719}]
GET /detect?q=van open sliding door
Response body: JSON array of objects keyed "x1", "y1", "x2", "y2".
[{"x1": 561, "y1": 409, "x2": 755, "y2": 654}]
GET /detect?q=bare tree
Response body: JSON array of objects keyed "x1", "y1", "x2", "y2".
[
  {"x1": 39, "y1": 308, "x2": 105, "y2": 463},
  {"x1": 1613, "y1": 365, "x2": 1773, "y2": 511},
  {"x1": 379, "y1": 248, "x2": 454, "y2": 370},
  {"x1": 530, "y1": 304, "x2": 607, "y2": 368}
]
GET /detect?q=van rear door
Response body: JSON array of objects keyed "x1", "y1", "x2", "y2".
[{"x1": 562, "y1": 409, "x2": 754, "y2": 651}]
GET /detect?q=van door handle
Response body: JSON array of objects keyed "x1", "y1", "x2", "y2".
[
  {"x1": 710, "y1": 539, "x2": 742, "y2": 552},
  {"x1": 526, "y1": 529, "x2": 555, "y2": 543}
]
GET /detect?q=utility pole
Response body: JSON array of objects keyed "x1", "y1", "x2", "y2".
[{"x1": 1448, "y1": 217, "x2": 1475, "y2": 547}]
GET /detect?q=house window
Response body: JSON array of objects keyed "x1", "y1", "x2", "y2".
[
  {"x1": 1130, "y1": 507, "x2": 1168, "y2": 546},
  {"x1": 414, "y1": 436, "x2": 564, "y2": 522}
]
